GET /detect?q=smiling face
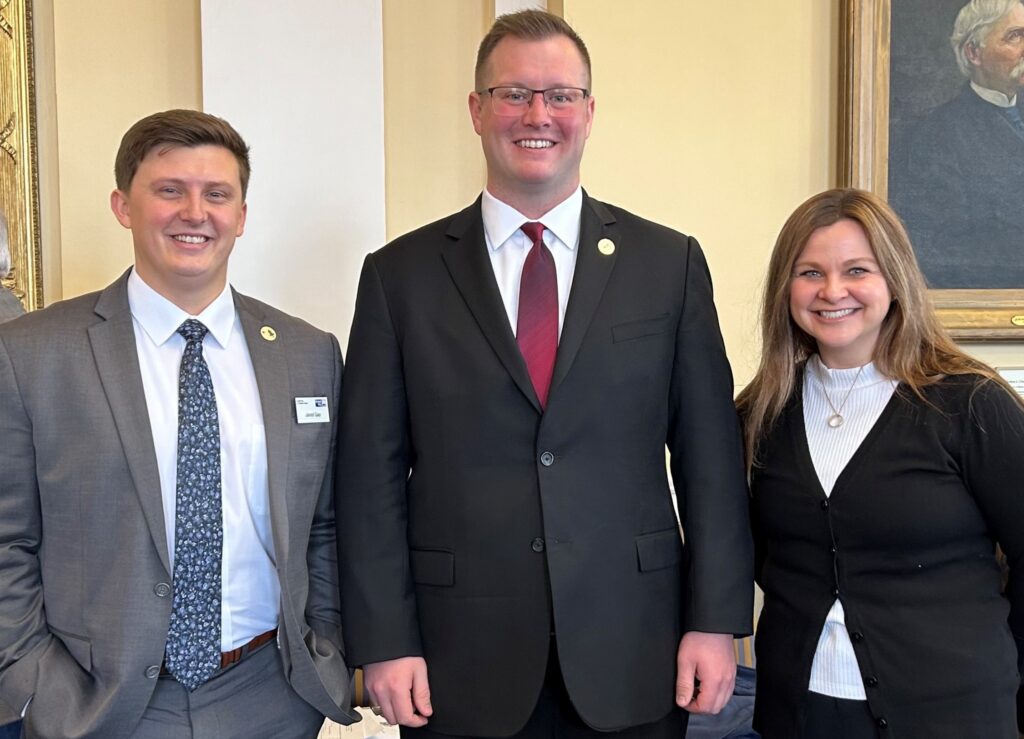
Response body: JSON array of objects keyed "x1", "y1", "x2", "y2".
[
  {"x1": 789, "y1": 218, "x2": 892, "y2": 369},
  {"x1": 967, "y1": 2, "x2": 1024, "y2": 96},
  {"x1": 110, "y1": 144, "x2": 246, "y2": 314},
  {"x1": 469, "y1": 34, "x2": 594, "y2": 217}
]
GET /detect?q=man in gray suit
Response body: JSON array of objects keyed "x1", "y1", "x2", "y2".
[
  {"x1": 0, "y1": 110, "x2": 357, "y2": 738},
  {"x1": 0, "y1": 214, "x2": 25, "y2": 324}
]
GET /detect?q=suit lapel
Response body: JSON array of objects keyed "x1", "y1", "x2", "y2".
[
  {"x1": 235, "y1": 292, "x2": 292, "y2": 559},
  {"x1": 551, "y1": 193, "x2": 617, "y2": 393},
  {"x1": 89, "y1": 273, "x2": 171, "y2": 573},
  {"x1": 441, "y1": 199, "x2": 541, "y2": 412}
]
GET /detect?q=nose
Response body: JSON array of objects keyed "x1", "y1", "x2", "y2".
[
  {"x1": 819, "y1": 274, "x2": 848, "y2": 302},
  {"x1": 521, "y1": 91, "x2": 552, "y2": 126},
  {"x1": 180, "y1": 193, "x2": 206, "y2": 223}
]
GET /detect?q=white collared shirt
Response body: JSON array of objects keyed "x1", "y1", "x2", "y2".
[
  {"x1": 481, "y1": 186, "x2": 583, "y2": 337},
  {"x1": 127, "y1": 269, "x2": 279, "y2": 651},
  {"x1": 970, "y1": 81, "x2": 1017, "y2": 108}
]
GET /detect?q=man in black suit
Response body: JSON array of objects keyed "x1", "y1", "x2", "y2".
[
  {"x1": 337, "y1": 10, "x2": 753, "y2": 737},
  {"x1": 891, "y1": 0, "x2": 1024, "y2": 288}
]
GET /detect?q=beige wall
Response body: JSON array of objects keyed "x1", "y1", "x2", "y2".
[{"x1": 42, "y1": 1, "x2": 1024, "y2": 372}]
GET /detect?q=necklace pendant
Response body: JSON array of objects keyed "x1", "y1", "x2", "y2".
[{"x1": 827, "y1": 413, "x2": 844, "y2": 428}]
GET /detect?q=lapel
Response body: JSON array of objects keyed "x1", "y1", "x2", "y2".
[
  {"x1": 441, "y1": 198, "x2": 541, "y2": 412},
  {"x1": 550, "y1": 192, "x2": 617, "y2": 393},
  {"x1": 234, "y1": 291, "x2": 292, "y2": 560},
  {"x1": 89, "y1": 271, "x2": 170, "y2": 573}
]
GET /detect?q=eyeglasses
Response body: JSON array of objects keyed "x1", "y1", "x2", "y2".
[{"x1": 479, "y1": 87, "x2": 590, "y2": 117}]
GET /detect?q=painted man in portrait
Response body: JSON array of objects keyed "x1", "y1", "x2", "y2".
[{"x1": 890, "y1": 0, "x2": 1024, "y2": 289}]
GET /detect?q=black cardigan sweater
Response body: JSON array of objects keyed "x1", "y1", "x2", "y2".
[{"x1": 751, "y1": 375, "x2": 1024, "y2": 738}]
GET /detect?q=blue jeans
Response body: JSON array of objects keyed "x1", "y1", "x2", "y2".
[
  {"x1": 0, "y1": 721, "x2": 21, "y2": 739},
  {"x1": 685, "y1": 665, "x2": 758, "y2": 739}
]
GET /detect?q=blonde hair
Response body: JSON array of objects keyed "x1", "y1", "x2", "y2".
[{"x1": 736, "y1": 188, "x2": 1019, "y2": 471}]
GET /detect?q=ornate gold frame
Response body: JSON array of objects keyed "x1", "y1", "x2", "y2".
[
  {"x1": 838, "y1": 0, "x2": 1024, "y2": 340},
  {"x1": 1, "y1": 0, "x2": 42, "y2": 310}
]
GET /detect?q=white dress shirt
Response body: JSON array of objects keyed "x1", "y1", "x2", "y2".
[
  {"x1": 803, "y1": 356, "x2": 898, "y2": 699},
  {"x1": 481, "y1": 186, "x2": 583, "y2": 337},
  {"x1": 127, "y1": 269, "x2": 279, "y2": 651},
  {"x1": 970, "y1": 80, "x2": 1017, "y2": 108}
]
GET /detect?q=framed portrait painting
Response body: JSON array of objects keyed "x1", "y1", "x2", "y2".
[{"x1": 839, "y1": 0, "x2": 1024, "y2": 339}]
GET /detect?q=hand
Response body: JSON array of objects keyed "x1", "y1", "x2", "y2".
[
  {"x1": 363, "y1": 656, "x2": 433, "y2": 727},
  {"x1": 675, "y1": 631, "x2": 737, "y2": 714}
]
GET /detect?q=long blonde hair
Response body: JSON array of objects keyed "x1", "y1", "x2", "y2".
[{"x1": 736, "y1": 188, "x2": 1019, "y2": 471}]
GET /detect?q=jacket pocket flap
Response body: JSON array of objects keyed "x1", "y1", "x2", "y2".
[
  {"x1": 612, "y1": 314, "x2": 672, "y2": 343},
  {"x1": 410, "y1": 549, "x2": 455, "y2": 586},
  {"x1": 636, "y1": 529, "x2": 683, "y2": 572},
  {"x1": 50, "y1": 626, "x2": 92, "y2": 672}
]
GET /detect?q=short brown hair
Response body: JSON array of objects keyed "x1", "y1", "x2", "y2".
[
  {"x1": 114, "y1": 109, "x2": 251, "y2": 198},
  {"x1": 475, "y1": 10, "x2": 592, "y2": 91}
]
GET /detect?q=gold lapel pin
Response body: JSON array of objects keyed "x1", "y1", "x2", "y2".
[
  {"x1": 598, "y1": 238, "x2": 615, "y2": 256},
  {"x1": 260, "y1": 326, "x2": 277, "y2": 342}
]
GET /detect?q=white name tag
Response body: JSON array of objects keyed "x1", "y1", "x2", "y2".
[{"x1": 295, "y1": 396, "x2": 330, "y2": 424}]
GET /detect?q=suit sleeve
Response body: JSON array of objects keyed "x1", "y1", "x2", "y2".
[
  {"x1": 667, "y1": 237, "x2": 754, "y2": 636},
  {"x1": 0, "y1": 335, "x2": 63, "y2": 714},
  {"x1": 305, "y1": 333, "x2": 346, "y2": 642},
  {"x1": 336, "y1": 254, "x2": 422, "y2": 666}
]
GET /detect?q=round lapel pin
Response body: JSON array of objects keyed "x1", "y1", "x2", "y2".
[
  {"x1": 260, "y1": 326, "x2": 277, "y2": 341},
  {"x1": 598, "y1": 238, "x2": 615, "y2": 255}
]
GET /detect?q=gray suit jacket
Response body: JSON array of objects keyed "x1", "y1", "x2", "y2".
[
  {"x1": 0, "y1": 289, "x2": 24, "y2": 324},
  {"x1": 0, "y1": 272, "x2": 358, "y2": 738}
]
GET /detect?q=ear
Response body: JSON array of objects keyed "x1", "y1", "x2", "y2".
[
  {"x1": 110, "y1": 189, "x2": 132, "y2": 229},
  {"x1": 236, "y1": 202, "x2": 247, "y2": 238},
  {"x1": 469, "y1": 91, "x2": 485, "y2": 136},
  {"x1": 965, "y1": 41, "x2": 983, "y2": 67},
  {"x1": 583, "y1": 94, "x2": 595, "y2": 139}
]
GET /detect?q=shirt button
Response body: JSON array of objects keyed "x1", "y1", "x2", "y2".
[
  {"x1": 820, "y1": 499, "x2": 829, "y2": 510},
  {"x1": 531, "y1": 537, "x2": 546, "y2": 553},
  {"x1": 866, "y1": 676, "x2": 879, "y2": 687},
  {"x1": 154, "y1": 582, "x2": 171, "y2": 597},
  {"x1": 851, "y1": 631, "x2": 864, "y2": 642},
  {"x1": 145, "y1": 665, "x2": 161, "y2": 679},
  {"x1": 540, "y1": 451, "x2": 555, "y2": 466}
]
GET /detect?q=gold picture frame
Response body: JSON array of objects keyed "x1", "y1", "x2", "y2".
[
  {"x1": 838, "y1": 0, "x2": 1024, "y2": 340},
  {"x1": 0, "y1": 0, "x2": 43, "y2": 310}
]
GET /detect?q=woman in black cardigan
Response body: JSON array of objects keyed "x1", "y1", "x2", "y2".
[{"x1": 737, "y1": 188, "x2": 1024, "y2": 738}]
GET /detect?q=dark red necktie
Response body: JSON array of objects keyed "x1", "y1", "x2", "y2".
[{"x1": 516, "y1": 222, "x2": 558, "y2": 408}]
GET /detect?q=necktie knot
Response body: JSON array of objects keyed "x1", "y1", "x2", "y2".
[
  {"x1": 177, "y1": 318, "x2": 209, "y2": 345},
  {"x1": 521, "y1": 221, "x2": 546, "y2": 246}
]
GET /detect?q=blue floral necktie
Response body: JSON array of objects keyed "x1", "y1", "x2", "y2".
[{"x1": 164, "y1": 319, "x2": 223, "y2": 690}]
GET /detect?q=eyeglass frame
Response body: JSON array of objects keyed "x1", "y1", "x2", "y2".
[{"x1": 477, "y1": 86, "x2": 591, "y2": 117}]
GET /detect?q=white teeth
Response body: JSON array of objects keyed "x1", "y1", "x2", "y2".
[
  {"x1": 517, "y1": 140, "x2": 554, "y2": 149},
  {"x1": 819, "y1": 308, "x2": 855, "y2": 319},
  {"x1": 174, "y1": 235, "x2": 208, "y2": 244}
]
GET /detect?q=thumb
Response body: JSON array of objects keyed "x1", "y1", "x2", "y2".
[
  {"x1": 412, "y1": 662, "x2": 433, "y2": 717},
  {"x1": 676, "y1": 656, "x2": 696, "y2": 707}
]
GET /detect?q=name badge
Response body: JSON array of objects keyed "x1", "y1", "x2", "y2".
[{"x1": 295, "y1": 396, "x2": 330, "y2": 424}]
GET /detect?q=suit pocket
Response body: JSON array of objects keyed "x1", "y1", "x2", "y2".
[
  {"x1": 612, "y1": 313, "x2": 672, "y2": 343},
  {"x1": 410, "y1": 548, "x2": 455, "y2": 586},
  {"x1": 49, "y1": 626, "x2": 92, "y2": 672},
  {"x1": 635, "y1": 529, "x2": 683, "y2": 572}
]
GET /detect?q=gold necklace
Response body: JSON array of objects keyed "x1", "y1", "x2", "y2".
[{"x1": 815, "y1": 359, "x2": 865, "y2": 429}]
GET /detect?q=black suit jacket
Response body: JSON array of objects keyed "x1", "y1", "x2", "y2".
[
  {"x1": 890, "y1": 85, "x2": 1024, "y2": 289},
  {"x1": 337, "y1": 194, "x2": 753, "y2": 736}
]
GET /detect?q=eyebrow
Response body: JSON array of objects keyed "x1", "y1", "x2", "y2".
[{"x1": 152, "y1": 178, "x2": 237, "y2": 191}]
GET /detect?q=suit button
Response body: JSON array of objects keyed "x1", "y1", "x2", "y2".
[
  {"x1": 820, "y1": 499, "x2": 829, "y2": 510},
  {"x1": 851, "y1": 631, "x2": 864, "y2": 643},
  {"x1": 832, "y1": 587, "x2": 840, "y2": 596},
  {"x1": 145, "y1": 665, "x2": 161, "y2": 679},
  {"x1": 531, "y1": 537, "x2": 546, "y2": 553},
  {"x1": 154, "y1": 582, "x2": 171, "y2": 597},
  {"x1": 876, "y1": 717, "x2": 888, "y2": 729},
  {"x1": 866, "y1": 676, "x2": 878, "y2": 687},
  {"x1": 539, "y1": 451, "x2": 555, "y2": 466}
]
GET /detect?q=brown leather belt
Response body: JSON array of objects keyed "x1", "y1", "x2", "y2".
[{"x1": 161, "y1": 628, "x2": 278, "y2": 676}]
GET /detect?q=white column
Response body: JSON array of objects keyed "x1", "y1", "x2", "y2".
[{"x1": 201, "y1": 1, "x2": 385, "y2": 346}]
